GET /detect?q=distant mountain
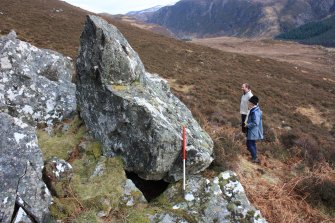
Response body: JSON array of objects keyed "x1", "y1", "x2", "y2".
[
  {"x1": 145, "y1": 0, "x2": 335, "y2": 38},
  {"x1": 126, "y1": 5, "x2": 164, "y2": 21},
  {"x1": 127, "y1": 5, "x2": 163, "y2": 14},
  {"x1": 276, "y1": 14, "x2": 335, "y2": 47}
]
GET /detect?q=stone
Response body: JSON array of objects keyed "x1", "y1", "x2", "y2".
[
  {"x1": 76, "y1": 15, "x2": 213, "y2": 182},
  {"x1": 149, "y1": 213, "x2": 189, "y2": 223},
  {"x1": 0, "y1": 112, "x2": 52, "y2": 223},
  {"x1": 161, "y1": 171, "x2": 267, "y2": 223},
  {"x1": 122, "y1": 179, "x2": 147, "y2": 206},
  {"x1": 0, "y1": 31, "x2": 76, "y2": 126},
  {"x1": 78, "y1": 140, "x2": 89, "y2": 153},
  {"x1": 43, "y1": 157, "x2": 73, "y2": 198}
]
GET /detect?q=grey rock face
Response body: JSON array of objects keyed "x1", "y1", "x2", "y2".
[
  {"x1": 0, "y1": 112, "x2": 52, "y2": 223},
  {"x1": 76, "y1": 15, "x2": 213, "y2": 182},
  {"x1": 0, "y1": 31, "x2": 76, "y2": 126},
  {"x1": 163, "y1": 171, "x2": 267, "y2": 223},
  {"x1": 77, "y1": 16, "x2": 145, "y2": 86}
]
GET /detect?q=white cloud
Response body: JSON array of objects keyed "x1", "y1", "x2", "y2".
[{"x1": 62, "y1": 0, "x2": 179, "y2": 14}]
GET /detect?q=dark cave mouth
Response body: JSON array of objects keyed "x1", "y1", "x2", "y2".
[{"x1": 125, "y1": 171, "x2": 170, "y2": 202}]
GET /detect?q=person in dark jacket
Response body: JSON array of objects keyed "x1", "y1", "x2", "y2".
[{"x1": 244, "y1": 95, "x2": 263, "y2": 163}]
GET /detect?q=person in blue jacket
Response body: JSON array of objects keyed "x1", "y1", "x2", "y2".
[{"x1": 244, "y1": 95, "x2": 263, "y2": 163}]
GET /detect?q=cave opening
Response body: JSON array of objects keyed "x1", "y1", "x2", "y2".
[{"x1": 125, "y1": 171, "x2": 170, "y2": 202}]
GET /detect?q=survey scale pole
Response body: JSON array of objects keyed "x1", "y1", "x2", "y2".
[{"x1": 182, "y1": 126, "x2": 187, "y2": 191}]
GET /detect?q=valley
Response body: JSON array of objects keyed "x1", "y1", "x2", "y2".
[{"x1": 192, "y1": 36, "x2": 335, "y2": 77}]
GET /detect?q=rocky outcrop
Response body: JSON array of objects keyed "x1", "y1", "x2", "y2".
[
  {"x1": 160, "y1": 171, "x2": 267, "y2": 223},
  {"x1": 76, "y1": 15, "x2": 213, "y2": 182},
  {"x1": 0, "y1": 31, "x2": 76, "y2": 126},
  {"x1": 0, "y1": 112, "x2": 52, "y2": 223}
]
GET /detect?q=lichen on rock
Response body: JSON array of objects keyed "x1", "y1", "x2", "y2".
[
  {"x1": 0, "y1": 31, "x2": 76, "y2": 126},
  {"x1": 0, "y1": 112, "x2": 52, "y2": 222},
  {"x1": 158, "y1": 171, "x2": 267, "y2": 223}
]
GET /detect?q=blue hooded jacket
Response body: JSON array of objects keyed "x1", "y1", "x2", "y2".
[{"x1": 246, "y1": 105, "x2": 264, "y2": 140}]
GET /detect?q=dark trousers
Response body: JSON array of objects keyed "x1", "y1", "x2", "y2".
[
  {"x1": 241, "y1": 114, "x2": 247, "y2": 133},
  {"x1": 246, "y1": 140, "x2": 257, "y2": 160}
]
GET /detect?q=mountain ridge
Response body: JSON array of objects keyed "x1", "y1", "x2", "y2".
[
  {"x1": 276, "y1": 14, "x2": 335, "y2": 47},
  {"x1": 145, "y1": 0, "x2": 335, "y2": 38},
  {"x1": 126, "y1": 5, "x2": 164, "y2": 21}
]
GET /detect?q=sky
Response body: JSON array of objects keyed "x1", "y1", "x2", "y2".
[{"x1": 62, "y1": 0, "x2": 179, "y2": 15}]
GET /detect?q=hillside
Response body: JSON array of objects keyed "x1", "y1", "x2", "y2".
[
  {"x1": 276, "y1": 14, "x2": 335, "y2": 47},
  {"x1": 1, "y1": 0, "x2": 335, "y2": 222},
  {"x1": 145, "y1": 0, "x2": 335, "y2": 38}
]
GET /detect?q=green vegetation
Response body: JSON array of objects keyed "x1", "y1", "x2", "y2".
[
  {"x1": 37, "y1": 115, "x2": 179, "y2": 222},
  {"x1": 112, "y1": 84, "x2": 128, "y2": 91},
  {"x1": 37, "y1": 116, "x2": 86, "y2": 160},
  {"x1": 50, "y1": 198, "x2": 78, "y2": 220},
  {"x1": 126, "y1": 209, "x2": 151, "y2": 223},
  {"x1": 85, "y1": 141, "x2": 103, "y2": 159},
  {"x1": 277, "y1": 22, "x2": 332, "y2": 40},
  {"x1": 276, "y1": 15, "x2": 335, "y2": 47},
  {"x1": 73, "y1": 210, "x2": 103, "y2": 223},
  {"x1": 70, "y1": 156, "x2": 125, "y2": 207}
]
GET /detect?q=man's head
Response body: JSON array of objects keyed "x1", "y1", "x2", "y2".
[{"x1": 241, "y1": 83, "x2": 250, "y2": 94}]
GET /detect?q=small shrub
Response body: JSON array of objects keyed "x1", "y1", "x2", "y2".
[
  {"x1": 324, "y1": 143, "x2": 335, "y2": 167},
  {"x1": 263, "y1": 123, "x2": 276, "y2": 143},
  {"x1": 295, "y1": 134, "x2": 323, "y2": 166},
  {"x1": 212, "y1": 133, "x2": 241, "y2": 170},
  {"x1": 265, "y1": 143, "x2": 291, "y2": 162},
  {"x1": 330, "y1": 125, "x2": 335, "y2": 137},
  {"x1": 280, "y1": 131, "x2": 299, "y2": 149},
  {"x1": 227, "y1": 116, "x2": 241, "y2": 127},
  {"x1": 295, "y1": 177, "x2": 335, "y2": 214}
]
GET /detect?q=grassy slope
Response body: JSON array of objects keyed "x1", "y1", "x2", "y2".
[{"x1": 1, "y1": 0, "x2": 335, "y2": 222}]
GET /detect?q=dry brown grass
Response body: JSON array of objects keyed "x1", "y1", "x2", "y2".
[
  {"x1": 238, "y1": 161, "x2": 335, "y2": 223},
  {"x1": 296, "y1": 106, "x2": 333, "y2": 130}
]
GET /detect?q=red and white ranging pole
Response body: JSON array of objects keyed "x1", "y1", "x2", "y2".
[{"x1": 183, "y1": 126, "x2": 187, "y2": 191}]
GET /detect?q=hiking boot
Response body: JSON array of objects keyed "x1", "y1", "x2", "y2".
[{"x1": 252, "y1": 158, "x2": 260, "y2": 164}]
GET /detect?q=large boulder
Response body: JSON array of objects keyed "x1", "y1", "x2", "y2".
[
  {"x1": 76, "y1": 15, "x2": 213, "y2": 182},
  {"x1": 0, "y1": 112, "x2": 52, "y2": 223},
  {"x1": 0, "y1": 31, "x2": 76, "y2": 126}
]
